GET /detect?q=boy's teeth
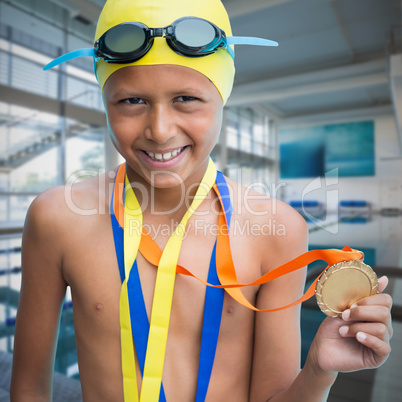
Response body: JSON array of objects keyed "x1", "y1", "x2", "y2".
[{"x1": 146, "y1": 147, "x2": 183, "y2": 161}]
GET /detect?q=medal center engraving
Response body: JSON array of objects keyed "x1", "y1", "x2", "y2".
[
  {"x1": 315, "y1": 260, "x2": 378, "y2": 318},
  {"x1": 321, "y1": 268, "x2": 371, "y2": 313}
]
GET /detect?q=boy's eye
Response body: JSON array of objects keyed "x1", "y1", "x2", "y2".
[
  {"x1": 122, "y1": 98, "x2": 145, "y2": 104},
  {"x1": 176, "y1": 96, "x2": 198, "y2": 102}
]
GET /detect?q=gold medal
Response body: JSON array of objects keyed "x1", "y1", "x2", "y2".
[{"x1": 315, "y1": 260, "x2": 379, "y2": 318}]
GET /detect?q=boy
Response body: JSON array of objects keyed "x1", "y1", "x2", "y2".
[{"x1": 10, "y1": 0, "x2": 392, "y2": 401}]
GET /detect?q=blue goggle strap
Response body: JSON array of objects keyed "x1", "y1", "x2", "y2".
[
  {"x1": 227, "y1": 36, "x2": 278, "y2": 47},
  {"x1": 42, "y1": 36, "x2": 278, "y2": 71},
  {"x1": 43, "y1": 48, "x2": 95, "y2": 71},
  {"x1": 225, "y1": 36, "x2": 278, "y2": 59}
]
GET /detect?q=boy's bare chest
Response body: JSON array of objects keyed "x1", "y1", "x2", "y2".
[
  {"x1": 61, "y1": 212, "x2": 261, "y2": 399},
  {"x1": 64, "y1": 210, "x2": 261, "y2": 326},
  {"x1": 65, "y1": 215, "x2": 258, "y2": 306}
]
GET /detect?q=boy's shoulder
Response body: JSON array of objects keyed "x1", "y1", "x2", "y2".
[
  {"x1": 225, "y1": 176, "x2": 308, "y2": 271},
  {"x1": 225, "y1": 176, "x2": 306, "y2": 231},
  {"x1": 26, "y1": 172, "x2": 113, "y2": 237}
]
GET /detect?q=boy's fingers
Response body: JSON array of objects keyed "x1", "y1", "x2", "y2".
[
  {"x1": 339, "y1": 322, "x2": 388, "y2": 340},
  {"x1": 378, "y1": 276, "x2": 389, "y2": 294},
  {"x1": 342, "y1": 305, "x2": 391, "y2": 324},
  {"x1": 350, "y1": 292, "x2": 392, "y2": 308},
  {"x1": 355, "y1": 332, "x2": 391, "y2": 359},
  {"x1": 342, "y1": 303, "x2": 393, "y2": 338}
]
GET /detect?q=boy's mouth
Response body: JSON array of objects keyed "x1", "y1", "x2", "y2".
[{"x1": 143, "y1": 146, "x2": 187, "y2": 162}]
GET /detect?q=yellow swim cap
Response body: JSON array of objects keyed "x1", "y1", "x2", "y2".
[{"x1": 94, "y1": 0, "x2": 235, "y2": 104}]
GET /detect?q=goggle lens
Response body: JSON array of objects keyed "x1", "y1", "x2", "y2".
[
  {"x1": 174, "y1": 19, "x2": 216, "y2": 48},
  {"x1": 96, "y1": 17, "x2": 225, "y2": 62},
  {"x1": 104, "y1": 24, "x2": 146, "y2": 53}
]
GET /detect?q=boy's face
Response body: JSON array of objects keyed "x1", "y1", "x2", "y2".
[{"x1": 103, "y1": 64, "x2": 223, "y2": 189}]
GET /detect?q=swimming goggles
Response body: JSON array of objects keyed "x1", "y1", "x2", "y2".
[{"x1": 43, "y1": 16, "x2": 278, "y2": 70}]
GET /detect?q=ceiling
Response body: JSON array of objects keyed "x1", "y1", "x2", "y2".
[
  {"x1": 225, "y1": 0, "x2": 401, "y2": 124},
  {"x1": 3, "y1": 0, "x2": 402, "y2": 125}
]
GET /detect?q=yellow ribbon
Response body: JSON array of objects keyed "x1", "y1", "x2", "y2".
[
  {"x1": 119, "y1": 173, "x2": 143, "y2": 400},
  {"x1": 120, "y1": 159, "x2": 217, "y2": 401}
]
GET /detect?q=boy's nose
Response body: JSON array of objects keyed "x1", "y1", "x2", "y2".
[{"x1": 144, "y1": 104, "x2": 176, "y2": 144}]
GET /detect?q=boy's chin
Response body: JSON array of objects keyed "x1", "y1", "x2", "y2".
[{"x1": 149, "y1": 174, "x2": 187, "y2": 190}]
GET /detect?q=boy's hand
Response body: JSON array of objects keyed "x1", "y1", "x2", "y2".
[{"x1": 308, "y1": 276, "x2": 393, "y2": 375}]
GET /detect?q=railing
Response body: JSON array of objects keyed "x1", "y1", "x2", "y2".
[{"x1": 0, "y1": 49, "x2": 103, "y2": 111}]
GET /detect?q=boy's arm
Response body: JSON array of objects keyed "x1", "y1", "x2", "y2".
[
  {"x1": 249, "y1": 203, "x2": 318, "y2": 401},
  {"x1": 10, "y1": 189, "x2": 68, "y2": 401},
  {"x1": 250, "y1": 203, "x2": 392, "y2": 402}
]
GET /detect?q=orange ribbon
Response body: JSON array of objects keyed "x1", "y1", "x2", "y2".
[{"x1": 113, "y1": 174, "x2": 364, "y2": 312}]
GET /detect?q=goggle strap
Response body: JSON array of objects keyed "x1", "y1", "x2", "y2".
[
  {"x1": 227, "y1": 36, "x2": 279, "y2": 47},
  {"x1": 43, "y1": 48, "x2": 95, "y2": 71},
  {"x1": 227, "y1": 45, "x2": 235, "y2": 60},
  {"x1": 42, "y1": 36, "x2": 279, "y2": 71}
]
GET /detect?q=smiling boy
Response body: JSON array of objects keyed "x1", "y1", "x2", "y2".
[{"x1": 10, "y1": 0, "x2": 392, "y2": 401}]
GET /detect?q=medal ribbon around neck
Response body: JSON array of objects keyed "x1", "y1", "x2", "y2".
[
  {"x1": 112, "y1": 158, "x2": 217, "y2": 401},
  {"x1": 111, "y1": 160, "x2": 364, "y2": 400},
  {"x1": 111, "y1": 169, "x2": 231, "y2": 402}
]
